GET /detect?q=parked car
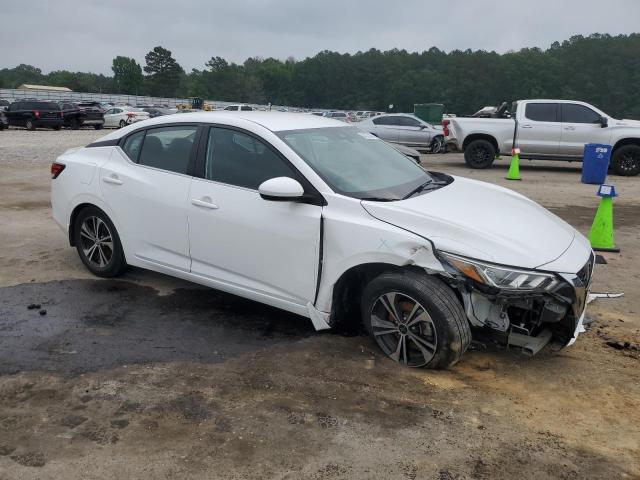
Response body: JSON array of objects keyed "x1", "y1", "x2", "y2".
[
  {"x1": 359, "y1": 113, "x2": 444, "y2": 151},
  {"x1": 323, "y1": 111, "x2": 349, "y2": 122},
  {"x1": 223, "y1": 105, "x2": 254, "y2": 111},
  {"x1": 103, "y1": 107, "x2": 150, "y2": 128},
  {"x1": 5, "y1": 100, "x2": 64, "y2": 130},
  {"x1": 75, "y1": 101, "x2": 106, "y2": 129},
  {"x1": 444, "y1": 99, "x2": 640, "y2": 175},
  {"x1": 51, "y1": 112, "x2": 593, "y2": 369},
  {"x1": 0, "y1": 110, "x2": 8, "y2": 130}
]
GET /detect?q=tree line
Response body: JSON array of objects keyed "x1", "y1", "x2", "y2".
[{"x1": 1, "y1": 34, "x2": 639, "y2": 118}]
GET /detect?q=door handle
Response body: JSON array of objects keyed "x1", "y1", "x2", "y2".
[
  {"x1": 102, "y1": 175, "x2": 123, "y2": 185},
  {"x1": 520, "y1": 125, "x2": 533, "y2": 129},
  {"x1": 191, "y1": 197, "x2": 219, "y2": 209}
]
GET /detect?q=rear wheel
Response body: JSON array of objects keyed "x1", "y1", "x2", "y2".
[
  {"x1": 94, "y1": 124, "x2": 103, "y2": 130},
  {"x1": 611, "y1": 145, "x2": 640, "y2": 176},
  {"x1": 464, "y1": 139, "x2": 495, "y2": 168},
  {"x1": 70, "y1": 118, "x2": 80, "y2": 130},
  {"x1": 52, "y1": 125, "x2": 61, "y2": 131},
  {"x1": 74, "y1": 207, "x2": 127, "y2": 278},
  {"x1": 361, "y1": 271, "x2": 471, "y2": 369},
  {"x1": 25, "y1": 119, "x2": 35, "y2": 131}
]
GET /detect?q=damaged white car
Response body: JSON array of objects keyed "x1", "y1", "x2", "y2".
[{"x1": 51, "y1": 112, "x2": 594, "y2": 369}]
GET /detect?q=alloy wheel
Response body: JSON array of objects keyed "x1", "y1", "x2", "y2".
[
  {"x1": 470, "y1": 145, "x2": 490, "y2": 166},
  {"x1": 620, "y1": 151, "x2": 639, "y2": 174},
  {"x1": 79, "y1": 216, "x2": 114, "y2": 268},
  {"x1": 370, "y1": 292, "x2": 438, "y2": 367}
]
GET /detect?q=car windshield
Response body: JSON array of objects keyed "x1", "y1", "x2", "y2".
[{"x1": 277, "y1": 127, "x2": 433, "y2": 200}]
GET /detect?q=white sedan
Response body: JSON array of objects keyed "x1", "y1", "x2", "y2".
[
  {"x1": 103, "y1": 107, "x2": 150, "y2": 128},
  {"x1": 50, "y1": 112, "x2": 593, "y2": 368}
]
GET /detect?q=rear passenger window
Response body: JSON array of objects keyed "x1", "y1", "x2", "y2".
[
  {"x1": 205, "y1": 128, "x2": 296, "y2": 189},
  {"x1": 138, "y1": 126, "x2": 197, "y2": 174},
  {"x1": 240, "y1": 105, "x2": 253, "y2": 111},
  {"x1": 121, "y1": 130, "x2": 145, "y2": 162},
  {"x1": 562, "y1": 104, "x2": 601, "y2": 124},
  {"x1": 525, "y1": 103, "x2": 558, "y2": 122}
]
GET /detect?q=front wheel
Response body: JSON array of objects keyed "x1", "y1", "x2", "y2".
[
  {"x1": 611, "y1": 145, "x2": 640, "y2": 176},
  {"x1": 429, "y1": 136, "x2": 444, "y2": 154},
  {"x1": 94, "y1": 124, "x2": 103, "y2": 130},
  {"x1": 118, "y1": 120, "x2": 126, "y2": 128},
  {"x1": 74, "y1": 207, "x2": 127, "y2": 278},
  {"x1": 464, "y1": 139, "x2": 495, "y2": 168},
  {"x1": 361, "y1": 271, "x2": 471, "y2": 369}
]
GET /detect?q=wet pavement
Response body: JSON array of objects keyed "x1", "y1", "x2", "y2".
[{"x1": 0, "y1": 279, "x2": 315, "y2": 374}]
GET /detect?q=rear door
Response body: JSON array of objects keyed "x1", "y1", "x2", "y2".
[
  {"x1": 396, "y1": 116, "x2": 430, "y2": 146},
  {"x1": 517, "y1": 103, "x2": 561, "y2": 155},
  {"x1": 560, "y1": 103, "x2": 612, "y2": 156},
  {"x1": 371, "y1": 116, "x2": 401, "y2": 143},
  {"x1": 100, "y1": 124, "x2": 199, "y2": 271}
]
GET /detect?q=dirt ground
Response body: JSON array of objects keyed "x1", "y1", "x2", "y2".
[{"x1": 0, "y1": 127, "x2": 639, "y2": 480}]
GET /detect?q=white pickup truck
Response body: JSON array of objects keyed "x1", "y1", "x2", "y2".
[{"x1": 444, "y1": 99, "x2": 640, "y2": 176}]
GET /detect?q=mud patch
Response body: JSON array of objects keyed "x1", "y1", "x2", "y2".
[{"x1": 10, "y1": 451, "x2": 46, "y2": 467}]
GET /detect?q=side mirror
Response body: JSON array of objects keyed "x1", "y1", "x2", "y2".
[
  {"x1": 600, "y1": 116, "x2": 608, "y2": 128},
  {"x1": 419, "y1": 124, "x2": 427, "y2": 130},
  {"x1": 258, "y1": 177, "x2": 304, "y2": 201}
]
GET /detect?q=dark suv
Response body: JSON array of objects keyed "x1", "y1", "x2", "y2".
[
  {"x1": 74, "y1": 101, "x2": 105, "y2": 129},
  {"x1": 5, "y1": 100, "x2": 64, "y2": 130}
]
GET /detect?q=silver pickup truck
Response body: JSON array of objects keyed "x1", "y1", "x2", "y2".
[{"x1": 444, "y1": 99, "x2": 640, "y2": 176}]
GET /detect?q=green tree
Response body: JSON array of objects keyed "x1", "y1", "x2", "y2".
[
  {"x1": 111, "y1": 56, "x2": 143, "y2": 95},
  {"x1": 143, "y1": 46, "x2": 184, "y2": 97}
]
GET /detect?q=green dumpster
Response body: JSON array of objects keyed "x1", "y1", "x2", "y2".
[{"x1": 414, "y1": 103, "x2": 444, "y2": 124}]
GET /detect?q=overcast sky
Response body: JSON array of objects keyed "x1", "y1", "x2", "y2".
[{"x1": 1, "y1": 0, "x2": 639, "y2": 74}]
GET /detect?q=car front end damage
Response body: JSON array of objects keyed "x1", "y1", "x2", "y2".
[{"x1": 437, "y1": 251, "x2": 595, "y2": 354}]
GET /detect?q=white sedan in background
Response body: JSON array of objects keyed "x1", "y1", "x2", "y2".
[
  {"x1": 103, "y1": 107, "x2": 150, "y2": 128},
  {"x1": 50, "y1": 112, "x2": 593, "y2": 369}
]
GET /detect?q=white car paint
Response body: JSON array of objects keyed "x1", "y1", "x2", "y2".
[
  {"x1": 103, "y1": 107, "x2": 150, "y2": 128},
  {"x1": 51, "y1": 112, "x2": 594, "y2": 363}
]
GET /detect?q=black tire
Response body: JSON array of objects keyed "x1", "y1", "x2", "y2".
[
  {"x1": 52, "y1": 125, "x2": 61, "y2": 131},
  {"x1": 94, "y1": 124, "x2": 103, "y2": 130},
  {"x1": 25, "y1": 119, "x2": 36, "y2": 131},
  {"x1": 464, "y1": 139, "x2": 495, "y2": 168},
  {"x1": 611, "y1": 145, "x2": 640, "y2": 176},
  {"x1": 361, "y1": 271, "x2": 471, "y2": 369},
  {"x1": 73, "y1": 206, "x2": 127, "y2": 278},
  {"x1": 70, "y1": 118, "x2": 80, "y2": 130},
  {"x1": 118, "y1": 120, "x2": 126, "y2": 128}
]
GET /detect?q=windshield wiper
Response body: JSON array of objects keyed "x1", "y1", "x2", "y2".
[
  {"x1": 359, "y1": 197, "x2": 397, "y2": 202},
  {"x1": 402, "y1": 179, "x2": 435, "y2": 199},
  {"x1": 402, "y1": 179, "x2": 449, "y2": 200}
]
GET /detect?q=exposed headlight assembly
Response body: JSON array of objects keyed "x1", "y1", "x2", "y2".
[{"x1": 439, "y1": 252, "x2": 559, "y2": 292}]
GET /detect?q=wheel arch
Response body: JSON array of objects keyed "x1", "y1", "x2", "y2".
[
  {"x1": 462, "y1": 133, "x2": 499, "y2": 152},
  {"x1": 329, "y1": 262, "x2": 430, "y2": 332},
  {"x1": 67, "y1": 201, "x2": 122, "y2": 248},
  {"x1": 612, "y1": 137, "x2": 640, "y2": 152}
]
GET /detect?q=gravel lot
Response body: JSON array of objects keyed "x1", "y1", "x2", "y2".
[{"x1": 0, "y1": 127, "x2": 639, "y2": 479}]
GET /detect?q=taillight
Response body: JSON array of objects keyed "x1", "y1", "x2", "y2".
[
  {"x1": 126, "y1": 112, "x2": 136, "y2": 118},
  {"x1": 51, "y1": 162, "x2": 66, "y2": 179},
  {"x1": 442, "y1": 119, "x2": 450, "y2": 137},
  {"x1": 60, "y1": 111, "x2": 64, "y2": 118},
  {"x1": 34, "y1": 110, "x2": 40, "y2": 118}
]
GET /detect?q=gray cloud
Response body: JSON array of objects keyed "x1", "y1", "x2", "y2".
[{"x1": 1, "y1": 0, "x2": 639, "y2": 74}]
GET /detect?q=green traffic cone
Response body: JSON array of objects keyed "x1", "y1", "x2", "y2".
[
  {"x1": 506, "y1": 149, "x2": 521, "y2": 181},
  {"x1": 588, "y1": 196, "x2": 619, "y2": 252}
]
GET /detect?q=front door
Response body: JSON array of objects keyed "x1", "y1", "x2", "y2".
[
  {"x1": 188, "y1": 126, "x2": 322, "y2": 305},
  {"x1": 100, "y1": 125, "x2": 198, "y2": 271},
  {"x1": 560, "y1": 103, "x2": 612, "y2": 156},
  {"x1": 517, "y1": 102, "x2": 561, "y2": 155},
  {"x1": 396, "y1": 116, "x2": 430, "y2": 146}
]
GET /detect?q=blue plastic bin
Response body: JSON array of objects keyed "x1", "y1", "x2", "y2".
[{"x1": 582, "y1": 143, "x2": 611, "y2": 184}]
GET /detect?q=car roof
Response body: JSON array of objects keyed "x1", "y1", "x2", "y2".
[{"x1": 98, "y1": 112, "x2": 346, "y2": 142}]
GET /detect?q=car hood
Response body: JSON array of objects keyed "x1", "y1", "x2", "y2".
[{"x1": 362, "y1": 176, "x2": 577, "y2": 270}]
